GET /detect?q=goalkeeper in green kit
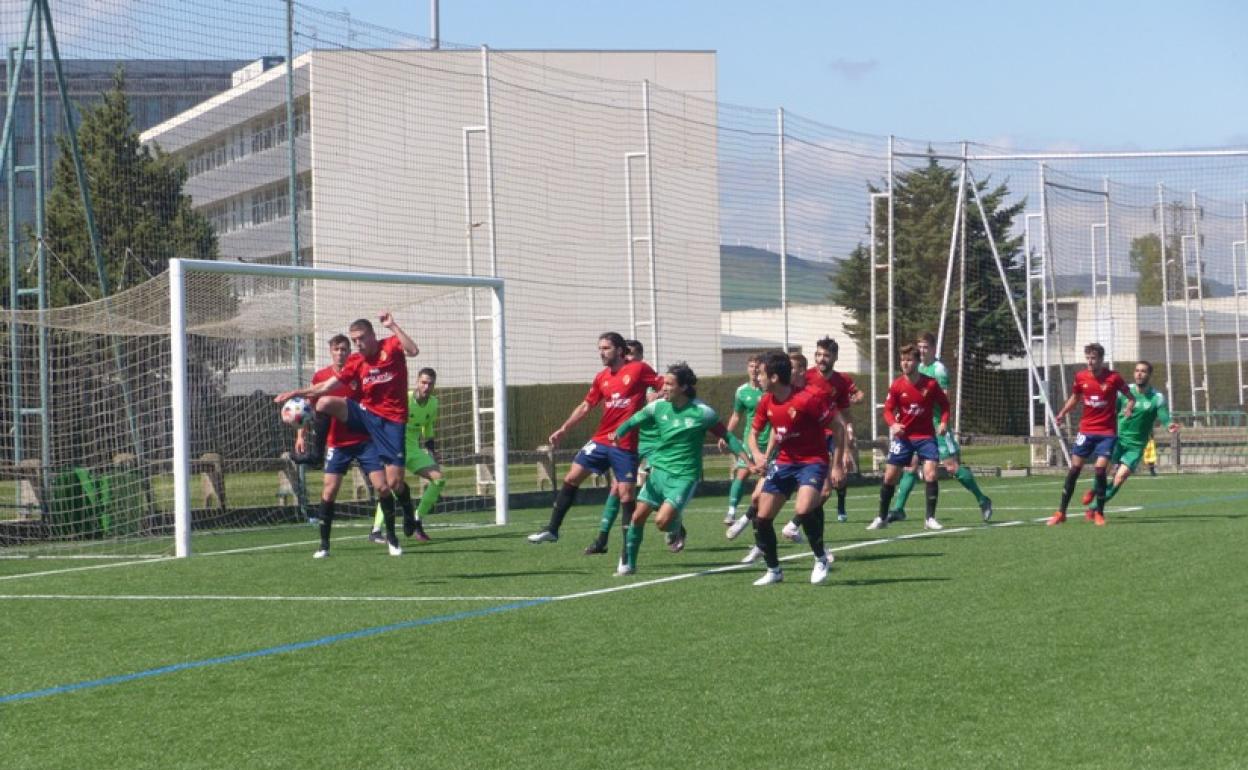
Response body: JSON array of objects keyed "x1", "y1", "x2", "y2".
[
  {"x1": 887, "y1": 332, "x2": 992, "y2": 523},
  {"x1": 608, "y1": 362, "x2": 752, "y2": 576},
  {"x1": 369, "y1": 368, "x2": 443, "y2": 543},
  {"x1": 1078, "y1": 360, "x2": 1179, "y2": 521}
]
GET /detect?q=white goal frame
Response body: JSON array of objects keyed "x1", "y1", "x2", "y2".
[{"x1": 169, "y1": 258, "x2": 509, "y2": 558}]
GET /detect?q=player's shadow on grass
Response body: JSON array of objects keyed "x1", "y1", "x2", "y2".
[
  {"x1": 836, "y1": 576, "x2": 951, "y2": 587},
  {"x1": 839, "y1": 551, "x2": 945, "y2": 563},
  {"x1": 1116, "y1": 513, "x2": 1246, "y2": 525},
  {"x1": 443, "y1": 568, "x2": 596, "y2": 580}
]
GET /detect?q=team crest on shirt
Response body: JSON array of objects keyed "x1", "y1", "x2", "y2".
[
  {"x1": 623, "y1": 374, "x2": 632, "y2": 385},
  {"x1": 788, "y1": 407, "x2": 797, "y2": 419},
  {"x1": 380, "y1": 350, "x2": 389, "y2": 362}
]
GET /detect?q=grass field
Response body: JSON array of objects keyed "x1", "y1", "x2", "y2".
[{"x1": 2, "y1": 472, "x2": 1246, "y2": 769}]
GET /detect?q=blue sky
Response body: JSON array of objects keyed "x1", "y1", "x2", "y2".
[{"x1": 344, "y1": 0, "x2": 1248, "y2": 151}]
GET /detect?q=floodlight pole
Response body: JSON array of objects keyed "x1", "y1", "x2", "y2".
[{"x1": 777, "y1": 107, "x2": 790, "y2": 352}]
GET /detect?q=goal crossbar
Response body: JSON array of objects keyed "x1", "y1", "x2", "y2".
[{"x1": 169, "y1": 258, "x2": 509, "y2": 558}]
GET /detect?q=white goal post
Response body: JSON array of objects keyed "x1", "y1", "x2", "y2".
[{"x1": 169, "y1": 258, "x2": 509, "y2": 558}]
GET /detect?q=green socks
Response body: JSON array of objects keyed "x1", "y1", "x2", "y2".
[
  {"x1": 598, "y1": 492, "x2": 621, "y2": 535},
  {"x1": 416, "y1": 477, "x2": 446, "y2": 517},
  {"x1": 1104, "y1": 483, "x2": 1119, "y2": 502},
  {"x1": 728, "y1": 477, "x2": 745, "y2": 508},
  {"x1": 954, "y1": 466, "x2": 987, "y2": 505},
  {"x1": 624, "y1": 522, "x2": 645, "y2": 568},
  {"x1": 374, "y1": 477, "x2": 447, "y2": 530},
  {"x1": 891, "y1": 470, "x2": 918, "y2": 512}
]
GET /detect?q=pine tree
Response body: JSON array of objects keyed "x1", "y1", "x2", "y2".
[{"x1": 43, "y1": 67, "x2": 217, "y2": 306}]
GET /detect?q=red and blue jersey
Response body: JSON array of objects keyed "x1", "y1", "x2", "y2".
[
  {"x1": 584, "y1": 360, "x2": 663, "y2": 452},
  {"x1": 311, "y1": 365, "x2": 368, "y2": 448},
  {"x1": 883, "y1": 374, "x2": 949, "y2": 440},
  {"x1": 752, "y1": 387, "x2": 834, "y2": 465},
  {"x1": 337, "y1": 335, "x2": 409, "y2": 425},
  {"x1": 1072, "y1": 368, "x2": 1132, "y2": 435}
]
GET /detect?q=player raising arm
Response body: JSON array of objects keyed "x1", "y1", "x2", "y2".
[{"x1": 276, "y1": 312, "x2": 419, "y2": 557}]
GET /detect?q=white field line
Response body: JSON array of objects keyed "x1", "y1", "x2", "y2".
[{"x1": 0, "y1": 594, "x2": 542, "y2": 603}]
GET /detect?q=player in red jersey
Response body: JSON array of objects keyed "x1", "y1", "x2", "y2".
[
  {"x1": 804, "y1": 337, "x2": 863, "y2": 525},
  {"x1": 289, "y1": 335, "x2": 380, "y2": 558},
  {"x1": 1047, "y1": 342, "x2": 1134, "y2": 526},
  {"x1": 527, "y1": 332, "x2": 663, "y2": 544},
  {"x1": 746, "y1": 351, "x2": 845, "y2": 586},
  {"x1": 276, "y1": 312, "x2": 420, "y2": 556},
  {"x1": 870, "y1": 344, "x2": 951, "y2": 532}
]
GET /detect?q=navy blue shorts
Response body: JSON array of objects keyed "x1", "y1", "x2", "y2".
[
  {"x1": 887, "y1": 436, "x2": 940, "y2": 466},
  {"x1": 573, "y1": 440, "x2": 640, "y2": 484},
  {"x1": 1072, "y1": 432, "x2": 1117, "y2": 460},
  {"x1": 762, "y1": 462, "x2": 828, "y2": 497},
  {"x1": 323, "y1": 441, "x2": 382, "y2": 475},
  {"x1": 345, "y1": 400, "x2": 406, "y2": 467}
]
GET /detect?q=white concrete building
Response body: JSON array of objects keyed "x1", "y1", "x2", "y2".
[
  {"x1": 142, "y1": 49, "x2": 721, "y2": 391},
  {"x1": 720, "y1": 303, "x2": 865, "y2": 373}
]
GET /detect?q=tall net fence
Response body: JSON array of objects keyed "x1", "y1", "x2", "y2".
[
  {"x1": 1, "y1": 0, "x2": 1246, "y2": 554},
  {"x1": 886, "y1": 137, "x2": 1248, "y2": 468}
]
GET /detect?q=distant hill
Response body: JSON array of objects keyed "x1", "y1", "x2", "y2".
[
  {"x1": 721, "y1": 245, "x2": 839, "y2": 311},
  {"x1": 1050, "y1": 273, "x2": 1234, "y2": 299}
]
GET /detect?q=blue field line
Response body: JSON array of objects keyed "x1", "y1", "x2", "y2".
[{"x1": 0, "y1": 598, "x2": 550, "y2": 705}]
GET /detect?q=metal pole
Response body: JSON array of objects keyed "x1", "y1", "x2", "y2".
[
  {"x1": 1102, "y1": 177, "x2": 1113, "y2": 364},
  {"x1": 966, "y1": 168, "x2": 1071, "y2": 466},
  {"x1": 462, "y1": 127, "x2": 483, "y2": 458},
  {"x1": 1191, "y1": 190, "x2": 1211, "y2": 414},
  {"x1": 0, "y1": 0, "x2": 36, "y2": 173},
  {"x1": 868, "y1": 191, "x2": 880, "y2": 454},
  {"x1": 430, "y1": 0, "x2": 440, "y2": 50},
  {"x1": 1157, "y1": 184, "x2": 1175, "y2": 418},
  {"x1": 481, "y1": 47, "x2": 499, "y2": 279},
  {"x1": 954, "y1": 143, "x2": 968, "y2": 437},
  {"x1": 33, "y1": 1, "x2": 47, "y2": 474},
  {"x1": 886, "y1": 136, "x2": 896, "y2": 388},
  {"x1": 777, "y1": 108, "x2": 789, "y2": 352},
  {"x1": 936, "y1": 157, "x2": 965, "y2": 356},
  {"x1": 286, "y1": 0, "x2": 303, "y2": 381},
  {"x1": 6, "y1": 46, "x2": 20, "y2": 503},
  {"x1": 641, "y1": 80, "x2": 659, "y2": 362},
  {"x1": 624, "y1": 154, "x2": 639, "y2": 336},
  {"x1": 170, "y1": 260, "x2": 191, "y2": 557},
  {"x1": 1236, "y1": 202, "x2": 1247, "y2": 406},
  {"x1": 490, "y1": 284, "x2": 508, "y2": 525}
]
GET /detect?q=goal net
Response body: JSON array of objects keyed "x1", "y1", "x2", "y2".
[
  {"x1": 882, "y1": 141, "x2": 1248, "y2": 470},
  {"x1": 0, "y1": 260, "x2": 507, "y2": 559}
]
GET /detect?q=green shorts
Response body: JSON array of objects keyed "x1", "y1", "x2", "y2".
[
  {"x1": 404, "y1": 444, "x2": 438, "y2": 475},
  {"x1": 937, "y1": 432, "x2": 960, "y2": 461},
  {"x1": 637, "y1": 467, "x2": 698, "y2": 515},
  {"x1": 1111, "y1": 442, "x2": 1145, "y2": 474}
]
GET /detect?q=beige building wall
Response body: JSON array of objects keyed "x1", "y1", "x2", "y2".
[{"x1": 145, "y1": 49, "x2": 720, "y2": 390}]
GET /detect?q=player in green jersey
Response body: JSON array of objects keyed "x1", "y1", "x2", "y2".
[
  {"x1": 721, "y1": 354, "x2": 768, "y2": 526},
  {"x1": 887, "y1": 332, "x2": 992, "y2": 523},
  {"x1": 609, "y1": 362, "x2": 751, "y2": 575},
  {"x1": 584, "y1": 340, "x2": 659, "y2": 555},
  {"x1": 1078, "y1": 360, "x2": 1179, "y2": 521},
  {"x1": 368, "y1": 368, "x2": 442, "y2": 544}
]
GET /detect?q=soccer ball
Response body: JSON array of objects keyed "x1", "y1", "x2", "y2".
[{"x1": 281, "y1": 397, "x2": 314, "y2": 428}]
